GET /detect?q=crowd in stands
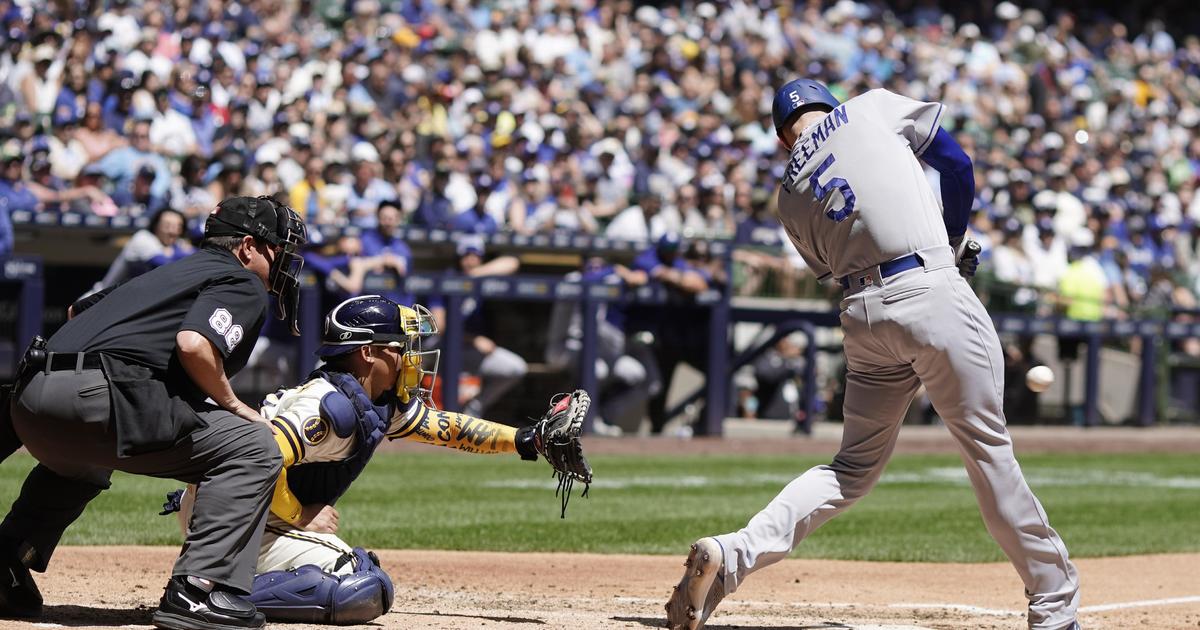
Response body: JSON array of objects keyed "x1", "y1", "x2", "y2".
[
  {"x1": 2, "y1": 0, "x2": 1200, "y2": 424},
  {"x1": 0, "y1": 0, "x2": 1197, "y2": 305}
]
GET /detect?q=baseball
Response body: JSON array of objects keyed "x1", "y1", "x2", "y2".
[{"x1": 1026, "y1": 365, "x2": 1055, "y2": 393}]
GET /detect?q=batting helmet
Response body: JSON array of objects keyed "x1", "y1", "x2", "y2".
[{"x1": 772, "y1": 79, "x2": 840, "y2": 138}]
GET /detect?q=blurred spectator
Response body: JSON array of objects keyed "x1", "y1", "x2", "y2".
[
  {"x1": 344, "y1": 159, "x2": 397, "y2": 226},
  {"x1": 412, "y1": 167, "x2": 454, "y2": 230},
  {"x1": 208, "y1": 150, "x2": 249, "y2": 202},
  {"x1": 289, "y1": 156, "x2": 331, "y2": 223},
  {"x1": 111, "y1": 165, "x2": 168, "y2": 216},
  {"x1": 451, "y1": 176, "x2": 500, "y2": 235},
  {"x1": 172, "y1": 154, "x2": 216, "y2": 219},
  {"x1": 429, "y1": 236, "x2": 527, "y2": 418},
  {"x1": 529, "y1": 183, "x2": 598, "y2": 234},
  {"x1": 606, "y1": 192, "x2": 669, "y2": 242},
  {"x1": 1058, "y1": 244, "x2": 1111, "y2": 322},
  {"x1": 92, "y1": 118, "x2": 171, "y2": 200},
  {"x1": 73, "y1": 101, "x2": 128, "y2": 162},
  {"x1": 739, "y1": 336, "x2": 808, "y2": 423},
  {"x1": 990, "y1": 217, "x2": 1038, "y2": 311},
  {"x1": 735, "y1": 191, "x2": 781, "y2": 244},
  {"x1": 1, "y1": 0, "x2": 1199, "y2": 314},
  {"x1": 545, "y1": 256, "x2": 649, "y2": 435},
  {"x1": 101, "y1": 70, "x2": 137, "y2": 132},
  {"x1": 149, "y1": 88, "x2": 197, "y2": 157},
  {"x1": 617, "y1": 233, "x2": 711, "y2": 434},
  {"x1": 92, "y1": 207, "x2": 192, "y2": 292},
  {"x1": 359, "y1": 201, "x2": 414, "y2": 306},
  {"x1": 303, "y1": 229, "x2": 375, "y2": 302}
]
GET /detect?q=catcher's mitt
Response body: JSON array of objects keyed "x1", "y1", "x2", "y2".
[{"x1": 517, "y1": 389, "x2": 593, "y2": 518}]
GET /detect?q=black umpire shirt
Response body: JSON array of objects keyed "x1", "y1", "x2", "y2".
[{"x1": 49, "y1": 246, "x2": 268, "y2": 454}]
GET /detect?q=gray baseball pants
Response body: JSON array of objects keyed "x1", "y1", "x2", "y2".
[
  {"x1": 712, "y1": 245, "x2": 1080, "y2": 629},
  {"x1": 2, "y1": 368, "x2": 280, "y2": 593}
]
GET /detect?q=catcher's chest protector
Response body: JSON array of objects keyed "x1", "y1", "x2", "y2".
[{"x1": 287, "y1": 371, "x2": 392, "y2": 505}]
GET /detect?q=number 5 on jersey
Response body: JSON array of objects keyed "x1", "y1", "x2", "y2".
[{"x1": 810, "y1": 155, "x2": 856, "y2": 222}]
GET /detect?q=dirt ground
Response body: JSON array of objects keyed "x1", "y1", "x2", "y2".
[
  {"x1": 5, "y1": 426, "x2": 1198, "y2": 630},
  {"x1": 4, "y1": 547, "x2": 1198, "y2": 629}
]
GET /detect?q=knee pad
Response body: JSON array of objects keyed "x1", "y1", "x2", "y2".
[{"x1": 250, "y1": 547, "x2": 394, "y2": 625}]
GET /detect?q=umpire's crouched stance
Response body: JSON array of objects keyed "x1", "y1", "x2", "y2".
[{"x1": 0, "y1": 196, "x2": 307, "y2": 630}]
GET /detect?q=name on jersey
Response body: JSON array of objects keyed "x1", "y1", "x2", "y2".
[{"x1": 783, "y1": 104, "x2": 850, "y2": 194}]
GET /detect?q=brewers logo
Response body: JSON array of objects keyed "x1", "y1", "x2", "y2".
[{"x1": 302, "y1": 416, "x2": 329, "y2": 445}]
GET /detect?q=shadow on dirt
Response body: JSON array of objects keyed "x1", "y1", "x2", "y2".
[
  {"x1": 20, "y1": 604, "x2": 155, "y2": 626},
  {"x1": 612, "y1": 617, "x2": 853, "y2": 630}
]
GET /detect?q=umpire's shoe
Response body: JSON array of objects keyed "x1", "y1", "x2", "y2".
[
  {"x1": 152, "y1": 577, "x2": 265, "y2": 630},
  {"x1": 665, "y1": 537, "x2": 726, "y2": 630},
  {"x1": 0, "y1": 548, "x2": 41, "y2": 618}
]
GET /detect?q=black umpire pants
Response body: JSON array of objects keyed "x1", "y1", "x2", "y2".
[{"x1": 0, "y1": 368, "x2": 280, "y2": 593}]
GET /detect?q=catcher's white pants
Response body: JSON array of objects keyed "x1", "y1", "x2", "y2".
[
  {"x1": 178, "y1": 487, "x2": 354, "y2": 576},
  {"x1": 712, "y1": 249, "x2": 1080, "y2": 630}
]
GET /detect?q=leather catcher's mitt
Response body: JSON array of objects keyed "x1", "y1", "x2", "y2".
[{"x1": 517, "y1": 389, "x2": 593, "y2": 518}]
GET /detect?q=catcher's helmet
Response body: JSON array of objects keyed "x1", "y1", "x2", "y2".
[
  {"x1": 772, "y1": 79, "x2": 840, "y2": 138},
  {"x1": 318, "y1": 296, "x2": 440, "y2": 405}
]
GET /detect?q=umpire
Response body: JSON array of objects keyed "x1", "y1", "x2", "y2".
[{"x1": 0, "y1": 196, "x2": 307, "y2": 630}]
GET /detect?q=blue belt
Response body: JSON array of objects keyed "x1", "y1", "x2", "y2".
[{"x1": 839, "y1": 253, "x2": 923, "y2": 290}]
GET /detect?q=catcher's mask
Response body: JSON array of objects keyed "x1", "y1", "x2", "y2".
[
  {"x1": 317, "y1": 296, "x2": 440, "y2": 406},
  {"x1": 205, "y1": 196, "x2": 308, "y2": 335}
]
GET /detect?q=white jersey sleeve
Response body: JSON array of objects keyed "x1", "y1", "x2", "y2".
[
  {"x1": 260, "y1": 377, "x2": 359, "y2": 465},
  {"x1": 858, "y1": 89, "x2": 945, "y2": 157}
]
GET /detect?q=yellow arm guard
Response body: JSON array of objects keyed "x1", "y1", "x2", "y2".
[
  {"x1": 268, "y1": 417, "x2": 305, "y2": 525},
  {"x1": 388, "y1": 405, "x2": 518, "y2": 454}
]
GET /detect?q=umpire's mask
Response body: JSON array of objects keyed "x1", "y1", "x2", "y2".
[{"x1": 206, "y1": 196, "x2": 309, "y2": 335}]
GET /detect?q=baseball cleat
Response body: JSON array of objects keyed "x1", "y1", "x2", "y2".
[
  {"x1": 152, "y1": 577, "x2": 265, "y2": 630},
  {"x1": 0, "y1": 549, "x2": 41, "y2": 618},
  {"x1": 664, "y1": 537, "x2": 725, "y2": 630}
]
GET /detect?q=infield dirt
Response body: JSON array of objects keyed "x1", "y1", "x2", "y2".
[
  {"x1": 4, "y1": 426, "x2": 1198, "y2": 629},
  {"x1": 1, "y1": 546, "x2": 1196, "y2": 629}
]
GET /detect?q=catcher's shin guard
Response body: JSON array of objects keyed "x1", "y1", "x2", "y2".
[
  {"x1": 665, "y1": 538, "x2": 726, "y2": 630},
  {"x1": 249, "y1": 548, "x2": 393, "y2": 624}
]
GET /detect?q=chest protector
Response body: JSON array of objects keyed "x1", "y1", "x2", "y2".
[{"x1": 286, "y1": 370, "x2": 392, "y2": 506}]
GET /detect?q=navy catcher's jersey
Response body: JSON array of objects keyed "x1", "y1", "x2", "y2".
[{"x1": 776, "y1": 89, "x2": 947, "y2": 279}]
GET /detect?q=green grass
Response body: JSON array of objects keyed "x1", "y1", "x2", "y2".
[{"x1": 1, "y1": 451, "x2": 1196, "y2": 563}]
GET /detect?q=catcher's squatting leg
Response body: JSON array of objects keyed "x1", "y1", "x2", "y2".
[{"x1": 175, "y1": 487, "x2": 392, "y2": 624}]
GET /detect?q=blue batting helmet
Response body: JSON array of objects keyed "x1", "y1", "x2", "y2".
[{"x1": 771, "y1": 79, "x2": 840, "y2": 138}]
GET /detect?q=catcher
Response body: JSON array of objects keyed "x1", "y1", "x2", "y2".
[{"x1": 167, "y1": 295, "x2": 592, "y2": 624}]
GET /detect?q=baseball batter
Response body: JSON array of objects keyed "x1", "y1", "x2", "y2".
[
  {"x1": 666, "y1": 81, "x2": 1080, "y2": 630},
  {"x1": 171, "y1": 295, "x2": 592, "y2": 624}
]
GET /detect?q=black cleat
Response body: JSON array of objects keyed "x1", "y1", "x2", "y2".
[
  {"x1": 0, "y1": 549, "x2": 41, "y2": 618},
  {"x1": 152, "y1": 577, "x2": 265, "y2": 630}
]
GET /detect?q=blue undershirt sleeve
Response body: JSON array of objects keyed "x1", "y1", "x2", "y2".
[{"x1": 921, "y1": 128, "x2": 975, "y2": 240}]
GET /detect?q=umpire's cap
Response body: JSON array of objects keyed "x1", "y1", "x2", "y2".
[
  {"x1": 205, "y1": 196, "x2": 309, "y2": 335},
  {"x1": 772, "y1": 79, "x2": 840, "y2": 138}
]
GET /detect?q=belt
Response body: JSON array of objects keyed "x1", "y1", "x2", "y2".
[
  {"x1": 44, "y1": 352, "x2": 104, "y2": 372},
  {"x1": 838, "y1": 253, "x2": 923, "y2": 290}
]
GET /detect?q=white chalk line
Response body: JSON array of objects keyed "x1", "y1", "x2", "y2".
[
  {"x1": 616, "y1": 594, "x2": 1200, "y2": 616},
  {"x1": 1080, "y1": 595, "x2": 1200, "y2": 612},
  {"x1": 890, "y1": 602, "x2": 1020, "y2": 617},
  {"x1": 484, "y1": 467, "x2": 1200, "y2": 491}
]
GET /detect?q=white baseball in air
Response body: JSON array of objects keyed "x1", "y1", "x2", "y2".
[{"x1": 1025, "y1": 365, "x2": 1054, "y2": 393}]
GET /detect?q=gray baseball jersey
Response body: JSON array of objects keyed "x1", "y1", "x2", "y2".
[
  {"x1": 776, "y1": 89, "x2": 948, "y2": 280},
  {"x1": 696, "y1": 89, "x2": 1082, "y2": 630}
]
